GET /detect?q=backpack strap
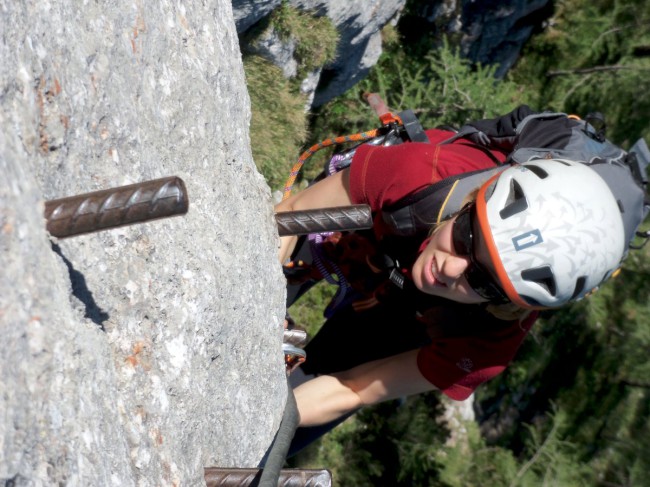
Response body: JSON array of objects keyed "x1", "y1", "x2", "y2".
[
  {"x1": 627, "y1": 138, "x2": 650, "y2": 248},
  {"x1": 437, "y1": 126, "x2": 506, "y2": 166},
  {"x1": 398, "y1": 109, "x2": 430, "y2": 143},
  {"x1": 380, "y1": 166, "x2": 506, "y2": 237}
]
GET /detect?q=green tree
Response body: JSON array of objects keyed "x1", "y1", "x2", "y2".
[
  {"x1": 475, "y1": 244, "x2": 650, "y2": 485},
  {"x1": 310, "y1": 37, "x2": 529, "y2": 140},
  {"x1": 510, "y1": 0, "x2": 650, "y2": 145},
  {"x1": 440, "y1": 407, "x2": 594, "y2": 487}
]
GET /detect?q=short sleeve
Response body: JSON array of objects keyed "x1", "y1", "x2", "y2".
[
  {"x1": 348, "y1": 140, "x2": 444, "y2": 211},
  {"x1": 349, "y1": 129, "x2": 507, "y2": 211},
  {"x1": 417, "y1": 312, "x2": 538, "y2": 400}
]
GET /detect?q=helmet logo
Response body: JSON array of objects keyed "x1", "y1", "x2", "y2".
[{"x1": 512, "y1": 229, "x2": 544, "y2": 251}]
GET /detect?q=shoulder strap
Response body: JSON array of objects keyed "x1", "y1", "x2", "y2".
[
  {"x1": 380, "y1": 166, "x2": 506, "y2": 237},
  {"x1": 398, "y1": 109, "x2": 430, "y2": 143},
  {"x1": 438, "y1": 127, "x2": 506, "y2": 166}
]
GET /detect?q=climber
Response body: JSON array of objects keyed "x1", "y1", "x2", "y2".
[{"x1": 276, "y1": 105, "x2": 649, "y2": 454}]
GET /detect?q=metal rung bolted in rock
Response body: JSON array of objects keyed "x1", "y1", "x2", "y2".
[
  {"x1": 275, "y1": 205, "x2": 372, "y2": 236},
  {"x1": 204, "y1": 467, "x2": 332, "y2": 487},
  {"x1": 44, "y1": 176, "x2": 189, "y2": 238}
]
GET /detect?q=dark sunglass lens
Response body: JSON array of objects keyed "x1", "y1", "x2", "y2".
[
  {"x1": 459, "y1": 205, "x2": 508, "y2": 303},
  {"x1": 452, "y1": 207, "x2": 473, "y2": 257},
  {"x1": 465, "y1": 265, "x2": 505, "y2": 302}
]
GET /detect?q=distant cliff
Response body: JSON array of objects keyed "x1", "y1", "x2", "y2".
[
  {"x1": 0, "y1": 1, "x2": 286, "y2": 486},
  {"x1": 233, "y1": 0, "x2": 552, "y2": 106}
]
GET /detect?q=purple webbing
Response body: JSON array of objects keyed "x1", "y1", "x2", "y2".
[{"x1": 308, "y1": 233, "x2": 349, "y2": 313}]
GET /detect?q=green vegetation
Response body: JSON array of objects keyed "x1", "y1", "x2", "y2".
[
  {"x1": 242, "y1": 2, "x2": 338, "y2": 190},
  {"x1": 511, "y1": 0, "x2": 650, "y2": 145},
  {"x1": 270, "y1": 1, "x2": 339, "y2": 77},
  {"x1": 244, "y1": 55, "x2": 308, "y2": 190},
  {"x1": 310, "y1": 37, "x2": 529, "y2": 143},
  {"x1": 472, "y1": 244, "x2": 650, "y2": 486},
  {"x1": 287, "y1": 280, "x2": 336, "y2": 338},
  {"x1": 441, "y1": 406, "x2": 595, "y2": 487},
  {"x1": 243, "y1": 0, "x2": 650, "y2": 484}
]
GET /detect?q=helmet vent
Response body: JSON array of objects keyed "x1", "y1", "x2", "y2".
[
  {"x1": 521, "y1": 266, "x2": 557, "y2": 296},
  {"x1": 571, "y1": 276, "x2": 587, "y2": 300},
  {"x1": 616, "y1": 199, "x2": 624, "y2": 213},
  {"x1": 499, "y1": 179, "x2": 529, "y2": 219},
  {"x1": 526, "y1": 164, "x2": 549, "y2": 179}
]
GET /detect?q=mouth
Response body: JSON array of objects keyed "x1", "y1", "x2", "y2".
[{"x1": 424, "y1": 257, "x2": 447, "y2": 288}]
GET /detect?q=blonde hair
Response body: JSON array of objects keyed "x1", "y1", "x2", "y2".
[{"x1": 486, "y1": 301, "x2": 531, "y2": 321}]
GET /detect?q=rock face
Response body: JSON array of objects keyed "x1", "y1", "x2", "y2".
[
  {"x1": 233, "y1": 0, "x2": 552, "y2": 106},
  {"x1": 290, "y1": 0, "x2": 407, "y2": 107},
  {"x1": 0, "y1": 1, "x2": 286, "y2": 486},
  {"x1": 233, "y1": 0, "x2": 406, "y2": 107},
  {"x1": 232, "y1": 0, "x2": 283, "y2": 33},
  {"x1": 421, "y1": 0, "x2": 553, "y2": 78}
]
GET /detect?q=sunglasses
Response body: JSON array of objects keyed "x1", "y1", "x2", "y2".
[{"x1": 451, "y1": 204, "x2": 509, "y2": 303}]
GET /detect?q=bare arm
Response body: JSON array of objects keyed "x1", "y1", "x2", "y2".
[
  {"x1": 294, "y1": 349, "x2": 438, "y2": 427},
  {"x1": 275, "y1": 169, "x2": 353, "y2": 264}
]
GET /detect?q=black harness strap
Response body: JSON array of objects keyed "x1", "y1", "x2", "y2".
[{"x1": 398, "y1": 109, "x2": 430, "y2": 143}]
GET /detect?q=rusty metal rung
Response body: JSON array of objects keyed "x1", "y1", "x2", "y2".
[
  {"x1": 204, "y1": 467, "x2": 332, "y2": 487},
  {"x1": 275, "y1": 205, "x2": 372, "y2": 237},
  {"x1": 44, "y1": 176, "x2": 189, "y2": 238}
]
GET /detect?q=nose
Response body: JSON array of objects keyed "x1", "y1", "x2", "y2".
[{"x1": 439, "y1": 255, "x2": 471, "y2": 283}]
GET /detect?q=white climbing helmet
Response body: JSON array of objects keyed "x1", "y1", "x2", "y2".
[{"x1": 473, "y1": 159, "x2": 626, "y2": 308}]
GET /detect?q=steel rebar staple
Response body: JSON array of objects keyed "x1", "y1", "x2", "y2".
[{"x1": 44, "y1": 176, "x2": 189, "y2": 238}]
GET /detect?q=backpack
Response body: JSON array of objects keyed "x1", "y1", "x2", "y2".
[{"x1": 379, "y1": 109, "x2": 650, "y2": 254}]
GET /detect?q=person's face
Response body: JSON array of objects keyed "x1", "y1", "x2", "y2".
[{"x1": 411, "y1": 216, "x2": 487, "y2": 304}]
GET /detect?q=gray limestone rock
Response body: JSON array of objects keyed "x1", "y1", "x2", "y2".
[
  {"x1": 1, "y1": 1, "x2": 286, "y2": 486},
  {"x1": 459, "y1": 0, "x2": 552, "y2": 77},
  {"x1": 232, "y1": 0, "x2": 405, "y2": 107},
  {"x1": 405, "y1": 0, "x2": 552, "y2": 78},
  {"x1": 233, "y1": 0, "x2": 552, "y2": 105},
  {"x1": 289, "y1": 0, "x2": 406, "y2": 107},
  {"x1": 247, "y1": 28, "x2": 299, "y2": 79},
  {"x1": 232, "y1": 0, "x2": 283, "y2": 33}
]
